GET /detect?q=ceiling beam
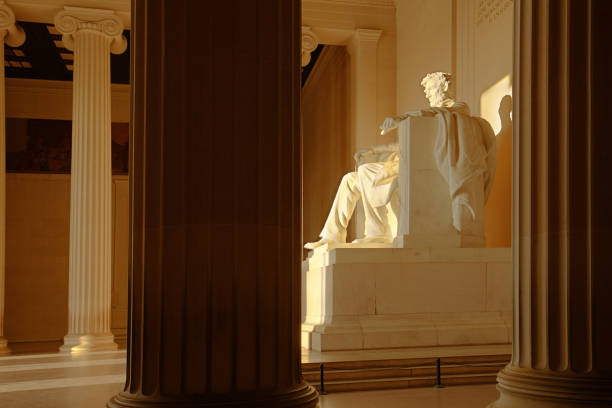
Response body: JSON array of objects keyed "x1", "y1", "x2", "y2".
[{"x1": 5, "y1": 0, "x2": 130, "y2": 28}]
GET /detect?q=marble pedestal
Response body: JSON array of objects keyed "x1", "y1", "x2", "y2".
[{"x1": 302, "y1": 245, "x2": 512, "y2": 351}]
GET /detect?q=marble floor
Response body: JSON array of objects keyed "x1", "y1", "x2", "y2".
[
  {"x1": 0, "y1": 349, "x2": 501, "y2": 407},
  {"x1": 319, "y1": 385, "x2": 499, "y2": 407}
]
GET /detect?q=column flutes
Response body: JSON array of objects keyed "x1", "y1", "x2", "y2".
[
  {"x1": 108, "y1": 1, "x2": 318, "y2": 406},
  {"x1": 55, "y1": 6, "x2": 127, "y2": 353},
  {"x1": 0, "y1": 1, "x2": 25, "y2": 355},
  {"x1": 490, "y1": 1, "x2": 612, "y2": 407}
]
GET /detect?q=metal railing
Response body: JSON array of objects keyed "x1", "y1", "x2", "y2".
[{"x1": 312, "y1": 357, "x2": 507, "y2": 393}]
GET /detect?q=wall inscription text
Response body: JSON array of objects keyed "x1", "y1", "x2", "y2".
[{"x1": 477, "y1": 0, "x2": 513, "y2": 26}]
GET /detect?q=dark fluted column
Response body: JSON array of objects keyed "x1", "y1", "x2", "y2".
[
  {"x1": 490, "y1": 1, "x2": 612, "y2": 407},
  {"x1": 108, "y1": 1, "x2": 317, "y2": 407}
]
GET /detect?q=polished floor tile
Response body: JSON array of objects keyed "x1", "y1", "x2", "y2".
[
  {"x1": 318, "y1": 385, "x2": 499, "y2": 408},
  {"x1": 0, "y1": 382, "x2": 499, "y2": 408},
  {"x1": 0, "y1": 382, "x2": 123, "y2": 408}
]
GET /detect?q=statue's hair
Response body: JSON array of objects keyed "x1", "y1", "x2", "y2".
[{"x1": 420, "y1": 72, "x2": 452, "y2": 93}]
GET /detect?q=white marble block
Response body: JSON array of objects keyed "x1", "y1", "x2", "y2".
[
  {"x1": 394, "y1": 116, "x2": 485, "y2": 248},
  {"x1": 302, "y1": 245, "x2": 512, "y2": 351}
]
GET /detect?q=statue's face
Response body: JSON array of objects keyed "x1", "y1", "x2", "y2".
[{"x1": 423, "y1": 80, "x2": 446, "y2": 107}]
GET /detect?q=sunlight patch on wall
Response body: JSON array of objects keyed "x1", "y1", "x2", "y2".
[{"x1": 480, "y1": 75, "x2": 512, "y2": 135}]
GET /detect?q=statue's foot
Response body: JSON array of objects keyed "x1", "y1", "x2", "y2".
[
  {"x1": 304, "y1": 239, "x2": 336, "y2": 250},
  {"x1": 351, "y1": 236, "x2": 393, "y2": 245}
]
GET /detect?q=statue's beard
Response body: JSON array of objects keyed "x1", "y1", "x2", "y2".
[{"x1": 429, "y1": 91, "x2": 455, "y2": 108}]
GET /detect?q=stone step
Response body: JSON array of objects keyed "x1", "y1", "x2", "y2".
[
  {"x1": 302, "y1": 354, "x2": 509, "y2": 371},
  {"x1": 303, "y1": 363, "x2": 505, "y2": 382},
  {"x1": 301, "y1": 354, "x2": 508, "y2": 393},
  {"x1": 310, "y1": 373, "x2": 499, "y2": 393}
]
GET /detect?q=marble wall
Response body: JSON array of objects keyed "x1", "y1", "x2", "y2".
[
  {"x1": 396, "y1": 0, "x2": 455, "y2": 113},
  {"x1": 302, "y1": 46, "x2": 353, "y2": 247},
  {"x1": 4, "y1": 174, "x2": 128, "y2": 343},
  {"x1": 3, "y1": 79, "x2": 130, "y2": 344},
  {"x1": 457, "y1": 0, "x2": 513, "y2": 248}
]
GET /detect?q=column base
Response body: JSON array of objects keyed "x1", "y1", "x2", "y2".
[
  {"x1": 0, "y1": 337, "x2": 10, "y2": 355},
  {"x1": 488, "y1": 365, "x2": 612, "y2": 408},
  {"x1": 60, "y1": 333, "x2": 118, "y2": 353},
  {"x1": 107, "y1": 383, "x2": 319, "y2": 408}
]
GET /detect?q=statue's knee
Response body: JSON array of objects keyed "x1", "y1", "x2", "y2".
[
  {"x1": 341, "y1": 172, "x2": 358, "y2": 185},
  {"x1": 342, "y1": 171, "x2": 357, "y2": 181}
]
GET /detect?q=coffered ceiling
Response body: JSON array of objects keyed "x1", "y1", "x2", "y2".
[{"x1": 4, "y1": 22, "x2": 130, "y2": 84}]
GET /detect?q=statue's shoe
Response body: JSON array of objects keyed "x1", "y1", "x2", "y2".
[
  {"x1": 304, "y1": 239, "x2": 336, "y2": 250},
  {"x1": 351, "y1": 236, "x2": 393, "y2": 245}
]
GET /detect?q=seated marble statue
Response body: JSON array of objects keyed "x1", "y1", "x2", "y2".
[{"x1": 304, "y1": 72, "x2": 496, "y2": 250}]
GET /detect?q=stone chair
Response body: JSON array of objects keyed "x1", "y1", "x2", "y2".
[{"x1": 355, "y1": 115, "x2": 488, "y2": 249}]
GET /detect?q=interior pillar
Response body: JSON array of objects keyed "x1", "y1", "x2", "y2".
[
  {"x1": 490, "y1": 0, "x2": 612, "y2": 406},
  {"x1": 347, "y1": 28, "x2": 382, "y2": 151},
  {"x1": 54, "y1": 6, "x2": 127, "y2": 353},
  {"x1": 107, "y1": 0, "x2": 318, "y2": 406},
  {"x1": 0, "y1": 1, "x2": 25, "y2": 355},
  {"x1": 347, "y1": 28, "x2": 382, "y2": 238}
]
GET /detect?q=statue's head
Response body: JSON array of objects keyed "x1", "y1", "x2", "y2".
[{"x1": 421, "y1": 72, "x2": 455, "y2": 108}]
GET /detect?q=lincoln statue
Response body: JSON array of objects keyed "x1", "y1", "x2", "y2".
[{"x1": 305, "y1": 72, "x2": 497, "y2": 249}]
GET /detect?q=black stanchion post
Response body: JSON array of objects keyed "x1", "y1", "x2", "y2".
[
  {"x1": 320, "y1": 363, "x2": 327, "y2": 395},
  {"x1": 435, "y1": 358, "x2": 444, "y2": 388}
]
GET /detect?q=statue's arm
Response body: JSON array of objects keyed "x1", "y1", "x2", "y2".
[
  {"x1": 379, "y1": 110, "x2": 425, "y2": 135},
  {"x1": 354, "y1": 142, "x2": 398, "y2": 164}
]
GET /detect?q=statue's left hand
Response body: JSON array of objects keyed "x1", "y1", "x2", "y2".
[{"x1": 380, "y1": 117, "x2": 399, "y2": 136}]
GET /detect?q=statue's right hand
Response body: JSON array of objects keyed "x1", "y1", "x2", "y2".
[{"x1": 380, "y1": 117, "x2": 398, "y2": 135}]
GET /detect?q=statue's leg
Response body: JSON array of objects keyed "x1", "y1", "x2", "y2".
[
  {"x1": 357, "y1": 163, "x2": 392, "y2": 240},
  {"x1": 318, "y1": 171, "x2": 362, "y2": 242}
]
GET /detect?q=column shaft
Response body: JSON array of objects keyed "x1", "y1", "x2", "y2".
[
  {"x1": 348, "y1": 28, "x2": 382, "y2": 150},
  {"x1": 55, "y1": 6, "x2": 127, "y2": 352},
  {"x1": 491, "y1": 0, "x2": 612, "y2": 406},
  {"x1": 0, "y1": 30, "x2": 7, "y2": 356},
  {"x1": 109, "y1": 0, "x2": 317, "y2": 406},
  {"x1": 0, "y1": 1, "x2": 25, "y2": 355},
  {"x1": 62, "y1": 29, "x2": 116, "y2": 351}
]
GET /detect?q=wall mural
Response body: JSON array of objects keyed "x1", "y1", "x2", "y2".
[{"x1": 5, "y1": 118, "x2": 129, "y2": 174}]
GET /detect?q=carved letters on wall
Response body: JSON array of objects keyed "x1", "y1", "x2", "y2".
[{"x1": 477, "y1": 0, "x2": 513, "y2": 26}]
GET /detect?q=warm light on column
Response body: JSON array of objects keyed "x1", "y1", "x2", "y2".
[
  {"x1": 0, "y1": 0, "x2": 25, "y2": 355},
  {"x1": 54, "y1": 6, "x2": 127, "y2": 353}
]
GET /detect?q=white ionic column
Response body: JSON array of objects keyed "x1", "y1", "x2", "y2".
[
  {"x1": 347, "y1": 28, "x2": 382, "y2": 151},
  {"x1": 301, "y1": 26, "x2": 319, "y2": 67},
  {"x1": 0, "y1": 1, "x2": 25, "y2": 356},
  {"x1": 55, "y1": 7, "x2": 126, "y2": 353}
]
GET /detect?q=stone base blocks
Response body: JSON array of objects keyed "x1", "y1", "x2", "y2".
[{"x1": 302, "y1": 245, "x2": 512, "y2": 351}]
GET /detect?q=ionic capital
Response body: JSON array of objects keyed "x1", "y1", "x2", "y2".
[
  {"x1": 54, "y1": 6, "x2": 127, "y2": 55},
  {"x1": 302, "y1": 26, "x2": 319, "y2": 67},
  {"x1": 0, "y1": 1, "x2": 25, "y2": 47}
]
